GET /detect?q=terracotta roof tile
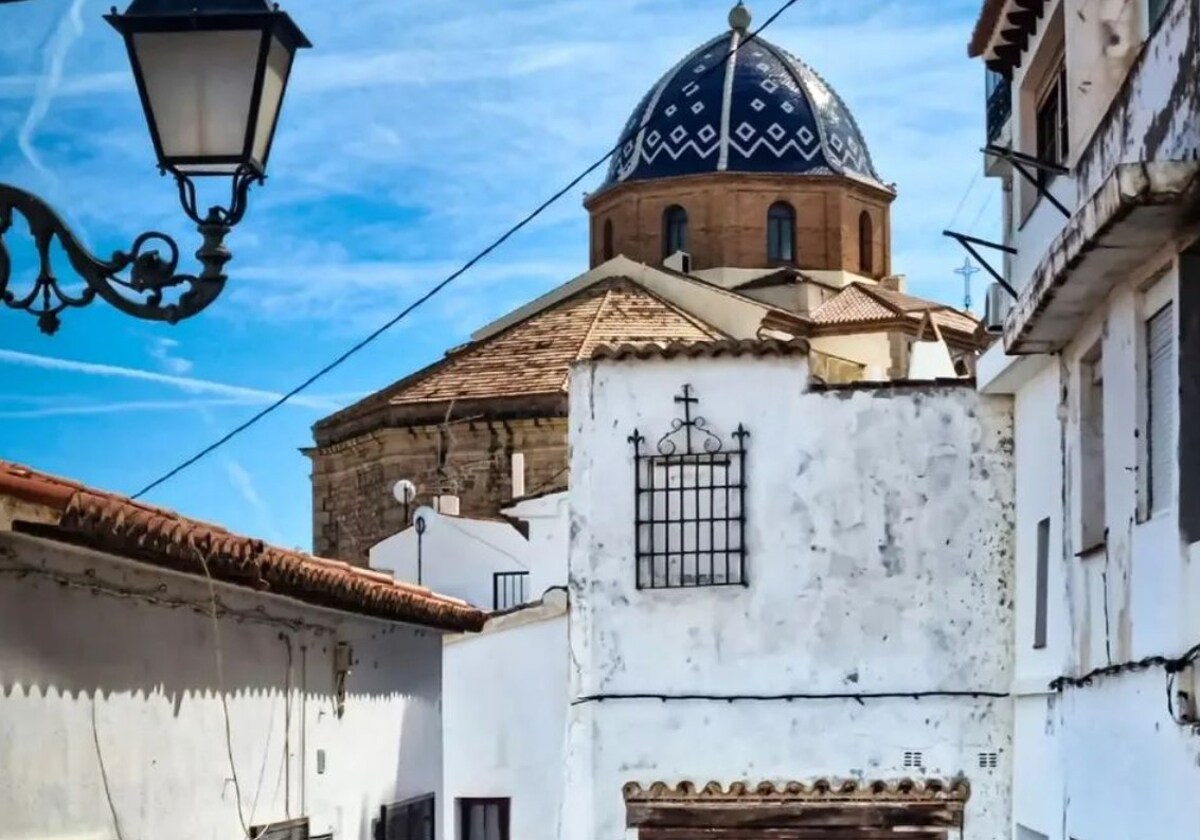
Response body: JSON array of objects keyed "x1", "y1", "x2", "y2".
[
  {"x1": 591, "y1": 337, "x2": 810, "y2": 362},
  {"x1": 809, "y1": 283, "x2": 980, "y2": 338},
  {"x1": 320, "y1": 279, "x2": 721, "y2": 428},
  {"x1": 0, "y1": 461, "x2": 485, "y2": 632},
  {"x1": 623, "y1": 778, "x2": 971, "y2": 803}
]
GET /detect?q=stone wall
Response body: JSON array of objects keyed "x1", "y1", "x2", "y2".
[
  {"x1": 310, "y1": 417, "x2": 568, "y2": 563},
  {"x1": 585, "y1": 172, "x2": 893, "y2": 276}
]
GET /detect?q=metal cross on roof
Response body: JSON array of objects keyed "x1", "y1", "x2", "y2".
[{"x1": 953, "y1": 257, "x2": 981, "y2": 313}]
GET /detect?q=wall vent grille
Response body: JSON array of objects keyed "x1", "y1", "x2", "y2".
[
  {"x1": 978, "y1": 751, "x2": 999, "y2": 769},
  {"x1": 902, "y1": 750, "x2": 923, "y2": 769}
]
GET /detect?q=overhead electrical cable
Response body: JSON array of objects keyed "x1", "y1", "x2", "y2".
[{"x1": 130, "y1": 0, "x2": 804, "y2": 500}]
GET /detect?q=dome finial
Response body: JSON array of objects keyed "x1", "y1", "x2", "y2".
[{"x1": 729, "y1": 2, "x2": 752, "y2": 33}]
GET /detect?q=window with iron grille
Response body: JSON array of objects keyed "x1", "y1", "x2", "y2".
[
  {"x1": 493, "y1": 571, "x2": 529, "y2": 610},
  {"x1": 376, "y1": 794, "x2": 435, "y2": 840},
  {"x1": 629, "y1": 385, "x2": 749, "y2": 589}
]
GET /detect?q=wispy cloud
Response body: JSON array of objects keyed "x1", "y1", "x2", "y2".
[
  {"x1": 148, "y1": 337, "x2": 194, "y2": 375},
  {"x1": 223, "y1": 458, "x2": 286, "y2": 546},
  {"x1": 18, "y1": 0, "x2": 86, "y2": 179},
  {"x1": 0, "y1": 398, "x2": 265, "y2": 419},
  {"x1": 0, "y1": 348, "x2": 343, "y2": 410}
]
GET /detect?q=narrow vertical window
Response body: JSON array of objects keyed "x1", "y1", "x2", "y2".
[
  {"x1": 858, "y1": 211, "x2": 874, "y2": 274},
  {"x1": 459, "y1": 799, "x2": 509, "y2": 840},
  {"x1": 766, "y1": 201, "x2": 795, "y2": 262},
  {"x1": 1079, "y1": 343, "x2": 1106, "y2": 550},
  {"x1": 1147, "y1": 302, "x2": 1176, "y2": 515},
  {"x1": 662, "y1": 205, "x2": 688, "y2": 259},
  {"x1": 602, "y1": 218, "x2": 614, "y2": 261},
  {"x1": 1035, "y1": 59, "x2": 1068, "y2": 184},
  {"x1": 1034, "y1": 517, "x2": 1050, "y2": 650}
]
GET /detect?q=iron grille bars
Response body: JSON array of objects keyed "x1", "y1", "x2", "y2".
[{"x1": 629, "y1": 385, "x2": 749, "y2": 589}]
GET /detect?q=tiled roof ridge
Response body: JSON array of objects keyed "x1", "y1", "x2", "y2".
[
  {"x1": 0, "y1": 460, "x2": 485, "y2": 632},
  {"x1": 590, "y1": 337, "x2": 810, "y2": 362},
  {"x1": 574, "y1": 283, "x2": 619, "y2": 368}
]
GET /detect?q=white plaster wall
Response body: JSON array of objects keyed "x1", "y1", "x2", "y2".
[
  {"x1": 442, "y1": 607, "x2": 568, "y2": 840},
  {"x1": 505, "y1": 491, "x2": 569, "y2": 599},
  {"x1": 0, "y1": 534, "x2": 445, "y2": 840},
  {"x1": 565, "y1": 356, "x2": 1016, "y2": 840},
  {"x1": 372, "y1": 508, "x2": 532, "y2": 609}
]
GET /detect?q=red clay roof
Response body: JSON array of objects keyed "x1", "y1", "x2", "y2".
[
  {"x1": 591, "y1": 337, "x2": 810, "y2": 362},
  {"x1": 810, "y1": 283, "x2": 980, "y2": 338},
  {"x1": 0, "y1": 461, "x2": 485, "y2": 632}
]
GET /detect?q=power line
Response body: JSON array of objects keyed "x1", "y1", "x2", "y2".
[{"x1": 130, "y1": 0, "x2": 803, "y2": 501}]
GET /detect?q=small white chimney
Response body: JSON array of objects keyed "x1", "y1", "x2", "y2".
[
  {"x1": 435, "y1": 495, "x2": 460, "y2": 516},
  {"x1": 663, "y1": 250, "x2": 692, "y2": 274},
  {"x1": 511, "y1": 452, "x2": 527, "y2": 499}
]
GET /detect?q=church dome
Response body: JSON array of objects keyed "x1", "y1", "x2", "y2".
[{"x1": 601, "y1": 4, "x2": 882, "y2": 191}]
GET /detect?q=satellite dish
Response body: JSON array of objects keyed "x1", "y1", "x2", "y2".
[{"x1": 393, "y1": 479, "x2": 416, "y2": 505}]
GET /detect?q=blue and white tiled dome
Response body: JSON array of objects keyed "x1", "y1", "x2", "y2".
[{"x1": 601, "y1": 4, "x2": 883, "y2": 190}]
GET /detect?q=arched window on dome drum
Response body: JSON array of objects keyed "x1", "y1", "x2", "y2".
[
  {"x1": 767, "y1": 201, "x2": 795, "y2": 263},
  {"x1": 603, "y1": 219, "x2": 614, "y2": 261},
  {"x1": 662, "y1": 205, "x2": 688, "y2": 259},
  {"x1": 859, "y1": 211, "x2": 875, "y2": 274}
]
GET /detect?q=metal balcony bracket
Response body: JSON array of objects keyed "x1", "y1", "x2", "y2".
[
  {"x1": 942, "y1": 230, "x2": 1018, "y2": 300},
  {"x1": 982, "y1": 144, "x2": 1072, "y2": 218}
]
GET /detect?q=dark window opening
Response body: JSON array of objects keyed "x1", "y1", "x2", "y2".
[
  {"x1": 662, "y1": 205, "x2": 688, "y2": 259},
  {"x1": 630, "y1": 384, "x2": 749, "y2": 589},
  {"x1": 1034, "y1": 517, "x2": 1050, "y2": 650},
  {"x1": 767, "y1": 201, "x2": 795, "y2": 263},
  {"x1": 460, "y1": 798, "x2": 510, "y2": 840},
  {"x1": 858, "y1": 211, "x2": 874, "y2": 274},
  {"x1": 1150, "y1": 0, "x2": 1169, "y2": 27},
  {"x1": 377, "y1": 795, "x2": 435, "y2": 840},
  {"x1": 602, "y1": 219, "x2": 614, "y2": 261},
  {"x1": 252, "y1": 819, "x2": 310, "y2": 840},
  {"x1": 1035, "y1": 61, "x2": 1069, "y2": 185}
]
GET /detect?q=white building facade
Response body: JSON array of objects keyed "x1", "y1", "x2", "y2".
[
  {"x1": 372, "y1": 492, "x2": 570, "y2": 840},
  {"x1": 970, "y1": 0, "x2": 1200, "y2": 837},
  {"x1": 562, "y1": 343, "x2": 1016, "y2": 839},
  {"x1": 0, "y1": 461, "x2": 484, "y2": 840}
]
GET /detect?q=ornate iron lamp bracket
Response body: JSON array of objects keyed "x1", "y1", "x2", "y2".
[{"x1": 0, "y1": 167, "x2": 260, "y2": 334}]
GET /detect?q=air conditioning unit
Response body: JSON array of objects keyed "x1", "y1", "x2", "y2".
[
  {"x1": 663, "y1": 250, "x2": 692, "y2": 274},
  {"x1": 984, "y1": 282, "x2": 1012, "y2": 334}
]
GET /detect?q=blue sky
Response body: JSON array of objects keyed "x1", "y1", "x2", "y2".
[{"x1": 0, "y1": 0, "x2": 998, "y2": 552}]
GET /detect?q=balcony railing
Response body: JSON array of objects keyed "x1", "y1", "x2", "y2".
[
  {"x1": 493, "y1": 571, "x2": 529, "y2": 611},
  {"x1": 986, "y1": 71, "x2": 1012, "y2": 143}
]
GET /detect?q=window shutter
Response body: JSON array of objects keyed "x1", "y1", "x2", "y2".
[{"x1": 1147, "y1": 303, "x2": 1176, "y2": 514}]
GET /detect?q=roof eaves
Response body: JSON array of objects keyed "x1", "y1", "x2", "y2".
[{"x1": 0, "y1": 461, "x2": 486, "y2": 632}]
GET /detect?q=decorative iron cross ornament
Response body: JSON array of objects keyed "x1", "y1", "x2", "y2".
[{"x1": 674, "y1": 384, "x2": 701, "y2": 453}]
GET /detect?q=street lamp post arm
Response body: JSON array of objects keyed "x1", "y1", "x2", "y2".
[{"x1": 0, "y1": 172, "x2": 259, "y2": 334}]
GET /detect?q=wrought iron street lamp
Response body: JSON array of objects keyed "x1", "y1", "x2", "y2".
[{"x1": 0, "y1": 0, "x2": 310, "y2": 334}]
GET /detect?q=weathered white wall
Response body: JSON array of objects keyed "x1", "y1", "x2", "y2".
[
  {"x1": 0, "y1": 533, "x2": 445, "y2": 840},
  {"x1": 442, "y1": 593, "x2": 568, "y2": 840},
  {"x1": 564, "y1": 355, "x2": 1015, "y2": 840},
  {"x1": 1006, "y1": 253, "x2": 1200, "y2": 839}
]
